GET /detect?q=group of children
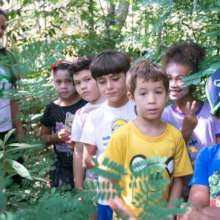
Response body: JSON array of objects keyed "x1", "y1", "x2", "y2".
[
  {"x1": 1, "y1": 8, "x2": 220, "y2": 220},
  {"x1": 38, "y1": 42, "x2": 220, "y2": 220}
]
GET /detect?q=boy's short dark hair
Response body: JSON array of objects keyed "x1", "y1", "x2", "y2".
[
  {"x1": 162, "y1": 41, "x2": 204, "y2": 72},
  {"x1": 71, "y1": 56, "x2": 93, "y2": 75},
  {"x1": 128, "y1": 59, "x2": 169, "y2": 95},
  {"x1": 90, "y1": 50, "x2": 130, "y2": 79}
]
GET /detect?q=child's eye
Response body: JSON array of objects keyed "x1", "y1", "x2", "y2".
[
  {"x1": 74, "y1": 81, "x2": 80, "y2": 86},
  {"x1": 55, "y1": 80, "x2": 62, "y2": 85},
  {"x1": 112, "y1": 77, "x2": 120, "y2": 81},
  {"x1": 65, "y1": 79, "x2": 73, "y2": 83},
  {"x1": 155, "y1": 91, "x2": 163, "y2": 94},
  {"x1": 139, "y1": 92, "x2": 146, "y2": 96},
  {"x1": 97, "y1": 79, "x2": 106, "y2": 85},
  {"x1": 85, "y1": 77, "x2": 91, "y2": 82}
]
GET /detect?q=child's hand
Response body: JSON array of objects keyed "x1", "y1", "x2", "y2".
[
  {"x1": 82, "y1": 145, "x2": 96, "y2": 168},
  {"x1": 182, "y1": 101, "x2": 198, "y2": 141},
  {"x1": 57, "y1": 128, "x2": 71, "y2": 143},
  {"x1": 83, "y1": 151, "x2": 95, "y2": 168}
]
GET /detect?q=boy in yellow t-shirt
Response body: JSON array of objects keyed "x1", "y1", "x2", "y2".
[{"x1": 102, "y1": 59, "x2": 193, "y2": 219}]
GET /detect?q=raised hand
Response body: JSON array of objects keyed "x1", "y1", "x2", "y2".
[{"x1": 182, "y1": 101, "x2": 198, "y2": 143}]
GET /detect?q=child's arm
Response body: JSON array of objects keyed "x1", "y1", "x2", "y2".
[
  {"x1": 109, "y1": 196, "x2": 138, "y2": 220},
  {"x1": 168, "y1": 177, "x2": 184, "y2": 207},
  {"x1": 10, "y1": 100, "x2": 24, "y2": 141},
  {"x1": 40, "y1": 125, "x2": 70, "y2": 145},
  {"x1": 73, "y1": 142, "x2": 85, "y2": 189},
  {"x1": 83, "y1": 144, "x2": 96, "y2": 168},
  {"x1": 99, "y1": 177, "x2": 138, "y2": 220},
  {"x1": 178, "y1": 185, "x2": 220, "y2": 220}
]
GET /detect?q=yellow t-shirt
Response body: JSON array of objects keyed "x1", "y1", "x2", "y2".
[{"x1": 103, "y1": 121, "x2": 193, "y2": 217}]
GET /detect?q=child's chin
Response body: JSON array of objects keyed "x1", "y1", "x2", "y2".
[{"x1": 169, "y1": 95, "x2": 180, "y2": 101}]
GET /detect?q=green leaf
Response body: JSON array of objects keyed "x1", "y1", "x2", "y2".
[
  {"x1": 0, "y1": 139, "x2": 3, "y2": 148},
  {"x1": 6, "y1": 159, "x2": 33, "y2": 180},
  {"x1": 3, "y1": 129, "x2": 15, "y2": 145},
  {"x1": 0, "y1": 151, "x2": 3, "y2": 160},
  {"x1": 7, "y1": 143, "x2": 42, "y2": 153}
]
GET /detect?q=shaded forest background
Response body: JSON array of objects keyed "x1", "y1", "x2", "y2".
[{"x1": 1, "y1": 0, "x2": 220, "y2": 219}]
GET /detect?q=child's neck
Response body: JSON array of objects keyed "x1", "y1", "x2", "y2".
[
  {"x1": 108, "y1": 95, "x2": 129, "y2": 108},
  {"x1": 90, "y1": 95, "x2": 105, "y2": 105},
  {"x1": 134, "y1": 116, "x2": 165, "y2": 137},
  {"x1": 55, "y1": 94, "x2": 81, "y2": 107}
]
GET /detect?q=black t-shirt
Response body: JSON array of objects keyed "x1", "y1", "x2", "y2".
[{"x1": 41, "y1": 99, "x2": 86, "y2": 152}]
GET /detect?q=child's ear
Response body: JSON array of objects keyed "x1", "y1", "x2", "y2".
[{"x1": 127, "y1": 91, "x2": 134, "y2": 100}]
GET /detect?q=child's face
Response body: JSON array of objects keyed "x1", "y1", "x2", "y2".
[
  {"x1": 96, "y1": 73, "x2": 127, "y2": 107},
  {"x1": 73, "y1": 69, "x2": 101, "y2": 103},
  {"x1": 133, "y1": 78, "x2": 167, "y2": 121},
  {"x1": 166, "y1": 62, "x2": 191, "y2": 101},
  {"x1": 0, "y1": 14, "x2": 6, "y2": 38},
  {"x1": 53, "y1": 69, "x2": 76, "y2": 100}
]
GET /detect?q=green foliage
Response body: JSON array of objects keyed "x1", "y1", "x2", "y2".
[
  {"x1": 1, "y1": 1, "x2": 220, "y2": 219},
  {"x1": 87, "y1": 157, "x2": 187, "y2": 220},
  {"x1": 0, "y1": 188, "x2": 95, "y2": 220}
]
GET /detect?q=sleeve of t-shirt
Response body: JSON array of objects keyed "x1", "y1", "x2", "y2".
[
  {"x1": 211, "y1": 115, "x2": 220, "y2": 137},
  {"x1": 80, "y1": 113, "x2": 96, "y2": 146},
  {"x1": 190, "y1": 147, "x2": 209, "y2": 186},
  {"x1": 71, "y1": 110, "x2": 83, "y2": 142},
  {"x1": 40, "y1": 104, "x2": 52, "y2": 128},
  {"x1": 173, "y1": 131, "x2": 193, "y2": 177}
]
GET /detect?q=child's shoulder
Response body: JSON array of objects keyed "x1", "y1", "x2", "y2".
[
  {"x1": 44, "y1": 101, "x2": 56, "y2": 110},
  {"x1": 162, "y1": 104, "x2": 173, "y2": 115},
  {"x1": 198, "y1": 101, "x2": 210, "y2": 114},
  {"x1": 165, "y1": 122, "x2": 183, "y2": 138},
  {"x1": 86, "y1": 102, "x2": 107, "y2": 119}
]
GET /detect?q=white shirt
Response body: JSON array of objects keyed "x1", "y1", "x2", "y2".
[
  {"x1": 80, "y1": 100, "x2": 136, "y2": 159},
  {"x1": 0, "y1": 66, "x2": 13, "y2": 132},
  {"x1": 71, "y1": 101, "x2": 103, "y2": 142}
]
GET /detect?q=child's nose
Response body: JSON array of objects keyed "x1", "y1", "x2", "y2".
[
  {"x1": 148, "y1": 93, "x2": 156, "y2": 103},
  {"x1": 80, "y1": 82, "x2": 87, "y2": 90},
  {"x1": 170, "y1": 78, "x2": 179, "y2": 88},
  {"x1": 106, "y1": 80, "x2": 113, "y2": 89}
]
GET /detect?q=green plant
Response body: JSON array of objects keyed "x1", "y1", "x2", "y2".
[{"x1": 87, "y1": 157, "x2": 187, "y2": 220}]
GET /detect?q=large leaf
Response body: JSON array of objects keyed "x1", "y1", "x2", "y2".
[
  {"x1": 0, "y1": 139, "x2": 3, "y2": 149},
  {"x1": 6, "y1": 159, "x2": 33, "y2": 180},
  {"x1": 7, "y1": 143, "x2": 42, "y2": 153},
  {"x1": 183, "y1": 62, "x2": 220, "y2": 86},
  {"x1": 0, "y1": 151, "x2": 3, "y2": 160},
  {"x1": 3, "y1": 129, "x2": 15, "y2": 146}
]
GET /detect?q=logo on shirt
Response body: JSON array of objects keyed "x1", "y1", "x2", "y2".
[
  {"x1": 209, "y1": 171, "x2": 220, "y2": 207},
  {"x1": 65, "y1": 112, "x2": 74, "y2": 132},
  {"x1": 111, "y1": 119, "x2": 127, "y2": 133},
  {"x1": 129, "y1": 155, "x2": 146, "y2": 173},
  {"x1": 0, "y1": 68, "x2": 12, "y2": 97},
  {"x1": 129, "y1": 155, "x2": 174, "y2": 176},
  {"x1": 166, "y1": 157, "x2": 174, "y2": 177}
]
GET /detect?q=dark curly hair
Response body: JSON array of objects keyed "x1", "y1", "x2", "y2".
[{"x1": 162, "y1": 41, "x2": 205, "y2": 72}]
